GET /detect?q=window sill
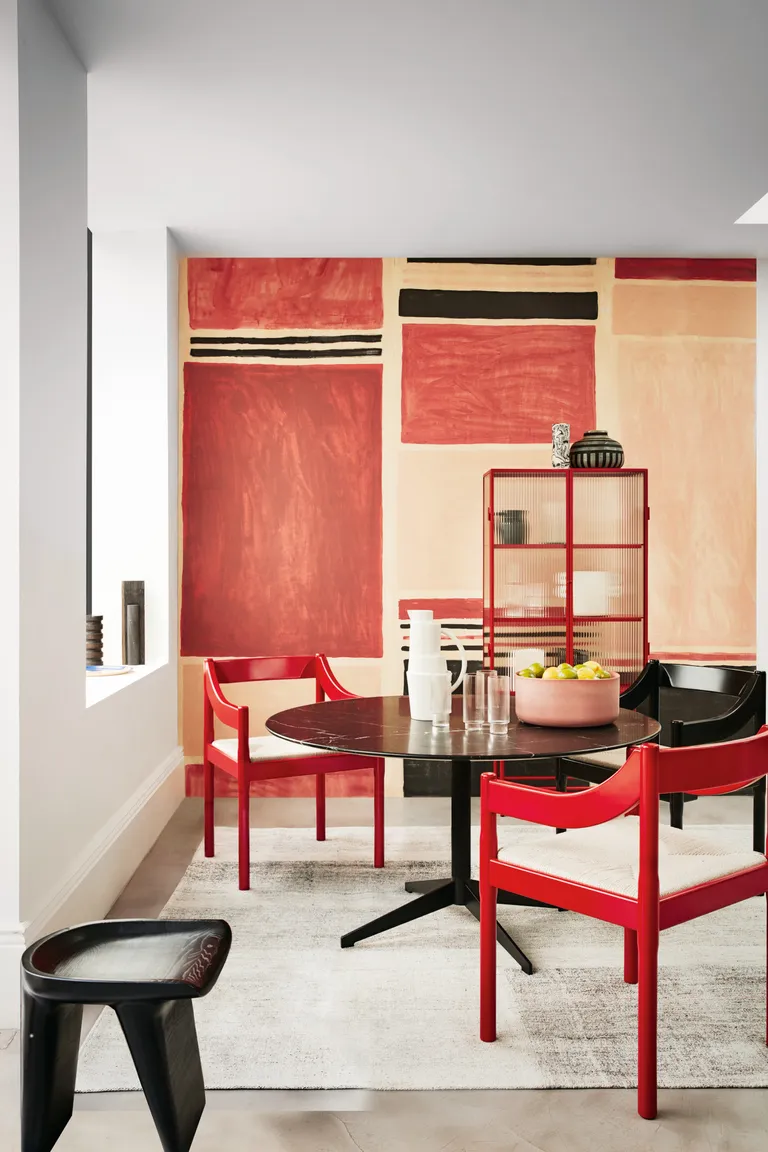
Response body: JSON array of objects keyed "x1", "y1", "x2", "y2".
[{"x1": 85, "y1": 661, "x2": 166, "y2": 708}]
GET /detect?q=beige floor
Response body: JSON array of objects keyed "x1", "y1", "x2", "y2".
[{"x1": 3, "y1": 795, "x2": 767, "y2": 1150}]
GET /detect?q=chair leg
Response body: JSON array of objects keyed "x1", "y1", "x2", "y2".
[
  {"x1": 238, "y1": 769, "x2": 250, "y2": 891},
  {"x1": 637, "y1": 912, "x2": 659, "y2": 1119},
  {"x1": 116, "y1": 999, "x2": 205, "y2": 1152},
  {"x1": 373, "y1": 759, "x2": 385, "y2": 868},
  {"x1": 479, "y1": 804, "x2": 498, "y2": 1043},
  {"x1": 765, "y1": 894, "x2": 767, "y2": 1047},
  {"x1": 624, "y1": 927, "x2": 638, "y2": 984},
  {"x1": 21, "y1": 992, "x2": 82, "y2": 1152},
  {"x1": 203, "y1": 755, "x2": 214, "y2": 858},
  {"x1": 315, "y1": 773, "x2": 326, "y2": 842},
  {"x1": 669, "y1": 793, "x2": 684, "y2": 829},
  {"x1": 753, "y1": 777, "x2": 766, "y2": 854}
]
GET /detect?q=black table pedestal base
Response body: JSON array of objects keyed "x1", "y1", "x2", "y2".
[{"x1": 339, "y1": 759, "x2": 534, "y2": 974}]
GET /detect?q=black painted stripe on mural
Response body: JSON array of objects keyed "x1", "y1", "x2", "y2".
[
  {"x1": 190, "y1": 334, "x2": 382, "y2": 346},
  {"x1": 399, "y1": 289, "x2": 598, "y2": 321},
  {"x1": 406, "y1": 258, "x2": 596, "y2": 266},
  {"x1": 189, "y1": 347, "x2": 382, "y2": 359}
]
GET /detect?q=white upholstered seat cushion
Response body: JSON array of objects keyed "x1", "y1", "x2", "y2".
[
  {"x1": 497, "y1": 817, "x2": 765, "y2": 898},
  {"x1": 211, "y1": 735, "x2": 338, "y2": 762}
]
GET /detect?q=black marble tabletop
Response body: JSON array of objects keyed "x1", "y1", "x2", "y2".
[{"x1": 266, "y1": 695, "x2": 661, "y2": 762}]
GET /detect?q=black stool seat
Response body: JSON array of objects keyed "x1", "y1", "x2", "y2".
[{"x1": 21, "y1": 919, "x2": 232, "y2": 1152}]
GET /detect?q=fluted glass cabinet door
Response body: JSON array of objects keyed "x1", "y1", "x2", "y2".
[{"x1": 484, "y1": 468, "x2": 648, "y2": 687}]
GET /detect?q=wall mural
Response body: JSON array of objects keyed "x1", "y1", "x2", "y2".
[{"x1": 179, "y1": 257, "x2": 757, "y2": 798}]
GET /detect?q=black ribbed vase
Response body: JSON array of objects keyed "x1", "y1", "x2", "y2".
[{"x1": 569, "y1": 429, "x2": 624, "y2": 469}]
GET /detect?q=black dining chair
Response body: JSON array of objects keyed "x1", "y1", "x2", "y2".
[
  {"x1": 21, "y1": 918, "x2": 231, "y2": 1152},
  {"x1": 559, "y1": 661, "x2": 767, "y2": 850}
]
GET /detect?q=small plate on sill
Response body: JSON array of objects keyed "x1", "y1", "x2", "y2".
[{"x1": 86, "y1": 665, "x2": 133, "y2": 677}]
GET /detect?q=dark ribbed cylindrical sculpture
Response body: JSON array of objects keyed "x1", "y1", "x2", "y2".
[{"x1": 86, "y1": 614, "x2": 103, "y2": 667}]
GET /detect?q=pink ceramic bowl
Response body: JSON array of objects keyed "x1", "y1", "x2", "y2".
[{"x1": 514, "y1": 671, "x2": 620, "y2": 727}]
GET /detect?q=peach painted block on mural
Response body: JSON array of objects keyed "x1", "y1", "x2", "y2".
[
  {"x1": 612, "y1": 283, "x2": 756, "y2": 338},
  {"x1": 397, "y1": 445, "x2": 551, "y2": 594},
  {"x1": 401, "y1": 324, "x2": 596, "y2": 444},
  {"x1": 615, "y1": 339, "x2": 755, "y2": 653},
  {"x1": 187, "y1": 258, "x2": 383, "y2": 330},
  {"x1": 181, "y1": 362, "x2": 383, "y2": 658}
]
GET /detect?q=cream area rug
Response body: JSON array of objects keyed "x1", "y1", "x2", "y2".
[{"x1": 76, "y1": 825, "x2": 768, "y2": 1091}]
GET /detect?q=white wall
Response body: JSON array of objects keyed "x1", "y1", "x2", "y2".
[
  {"x1": 757, "y1": 261, "x2": 768, "y2": 672},
  {"x1": 91, "y1": 230, "x2": 177, "y2": 668},
  {"x1": 0, "y1": 1, "x2": 183, "y2": 1025},
  {"x1": 0, "y1": 0, "x2": 22, "y2": 945}
]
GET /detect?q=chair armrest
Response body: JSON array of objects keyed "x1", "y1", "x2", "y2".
[
  {"x1": 316, "y1": 655, "x2": 358, "y2": 701},
  {"x1": 203, "y1": 660, "x2": 247, "y2": 731},
  {"x1": 483, "y1": 746, "x2": 645, "y2": 829},
  {"x1": 621, "y1": 659, "x2": 661, "y2": 716},
  {"x1": 671, "y1": 673, "x2": 766, "y2": 747}
]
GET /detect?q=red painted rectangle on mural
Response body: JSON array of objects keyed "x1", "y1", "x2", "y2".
[
  {"x1": 615, "y1": 258, "x2": 756, "y2": 282},
  {"x1": 399, "y1": 598, "x2": 483, "y2": 619},
  {"x1": 187, "y1": 258, "x2": 383, "y2": 330},
  {"x1": 181, "y1": 362, "x2": 383, "y2": 658},
  {"x1": 401, "y1": 324, "x2": 596, "y2": 444}
]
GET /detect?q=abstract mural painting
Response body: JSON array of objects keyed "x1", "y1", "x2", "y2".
[{"x1": 179, "y1": 256, "x2": 757, "y2": 797}]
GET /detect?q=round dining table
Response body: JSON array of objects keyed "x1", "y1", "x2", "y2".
[{"x1": 266, "y1": 694, "x2": 661, "y2": 974}]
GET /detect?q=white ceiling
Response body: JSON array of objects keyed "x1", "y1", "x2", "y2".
[{"x1": 50, "y1": 0, "x2": 768, "y2": 256}]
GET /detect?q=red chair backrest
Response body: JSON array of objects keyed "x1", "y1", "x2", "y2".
[
  {"x1": 656, "y1": 725, "x2": 768, "y2": 796},
  {"x1": 207, "y1": 656, "x2": 317, "y2": 686}
]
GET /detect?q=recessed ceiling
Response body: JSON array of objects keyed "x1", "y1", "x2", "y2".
[{"x1": 50, "y1": 0, "x2": 768, "y2": 256}]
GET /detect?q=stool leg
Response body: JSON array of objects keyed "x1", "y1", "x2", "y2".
[
  {"x1": 116, "y1": 999, "x2": 205, "y2": 1152},
  {"x1": 21, "y1": 991, "x2": 82, "y2": 1152}
]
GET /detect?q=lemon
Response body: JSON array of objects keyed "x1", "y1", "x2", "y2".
[
  {"x1": 577, "y1": 667, "x2": 597, "y2": 679},
  {"x1": 558, "y1": 667, "x2": 578, "y2": 679},
  {"x1": 572, "y1": 663, "x2": 586, "y2": 671},
  {"x1": 585, "y1": 660, "x2": 602, "y2": 672},
  {"x1": 557, "y1": 662, "x2": 574, "y2": 672},
  {"x1": 529, "y1": 662, "x2": 545, "y2": 678},
  {"x1": 541, "y1": 667, "x2": 560, "y2": 680},
  {"x1": 595, "y1": 669, "x2": 612, "y2": 679},
  {"x1": 517, "y1": 668, "x2": 535, "y2": 678}
]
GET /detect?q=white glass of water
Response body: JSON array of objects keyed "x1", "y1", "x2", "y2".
[
  {"x1": 430, "y1": 673, "x2": 453, "y2": 730},
  {"x1": 488, "y1": 674, "x2": 511, "y2": 735}
]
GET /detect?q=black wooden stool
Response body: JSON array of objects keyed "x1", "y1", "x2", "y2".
[{"x1": 21, "y1": 919, "x2": 232, "y2": 1152}]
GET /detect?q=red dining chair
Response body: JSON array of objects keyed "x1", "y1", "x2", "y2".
[
  {"x1": 479, "y1": 732, "x2": 768, "y2": 1119},
  {"x1": 203, "y1": 655, "x2": 385, "y2": 890}
]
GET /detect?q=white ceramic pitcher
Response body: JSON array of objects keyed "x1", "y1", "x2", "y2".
[{"x1": 406, "y1": 610, "x2": 468, "y2": 721}]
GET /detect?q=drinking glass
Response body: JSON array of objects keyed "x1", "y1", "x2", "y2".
[
  {"x1": 462, "y1": 673, "x2": 484, "y2": 731},
  {"x1": 488, "y1": 674, "x2": 511, "y2": 735},
  {"x1": 474, "y1": 669, "x2": 497, "y2": 727},
  {"x1": 430, "y1": 673, "x2": 453, "y2": 730}
]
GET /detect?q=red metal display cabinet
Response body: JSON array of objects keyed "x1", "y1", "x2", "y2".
[{"x1": 483, "y1": 468, "x2": 649, "y2": 687}]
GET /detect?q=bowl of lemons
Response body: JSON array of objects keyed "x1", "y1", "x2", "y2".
[{"x1": 514, "y1": 660, "x2": 620, "y2": 727}]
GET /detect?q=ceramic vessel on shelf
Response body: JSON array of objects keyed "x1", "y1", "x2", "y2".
[
  {"x1": 494, "y1": 509, "x2": 528, "y2": 544},
  {"x1": 406, "y1": 610, "x2": 467, "y2": 721},
  {"x1": 551, "y1": 423, "x2": 570, "y2": 468},
  {"x1": 569, "y1": 429, "x2": 624, "y2": 469},
  {"x1": 514, "y1": 671, "x2": 620, "y2": 727}
]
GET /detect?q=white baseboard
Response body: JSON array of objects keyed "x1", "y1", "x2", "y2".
[{"x1": 0, "y1": 748, "x2": 184, "y2": 1028}]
